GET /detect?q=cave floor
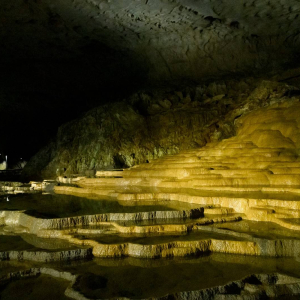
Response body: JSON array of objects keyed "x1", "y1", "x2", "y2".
[
  {"x1": 1, "y1": 253, "x2": 300, "y2": 300},
  {"x1": 1, "y1": 191, "x2": 300, "y2": 299},
  {"x1": 2, "y1": 101, "x2": 300, "y2": 298}
]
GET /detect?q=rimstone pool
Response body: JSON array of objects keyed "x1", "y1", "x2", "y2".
[
  {"x1": 1, "y1": 191, "x2": 300, "y2": 299},
  {"x1": 2, "y1": 101, "x2": 300, "y2": 298},
  {"x1": 4, "y1": 0, "x2": 300, "y2": 298}
]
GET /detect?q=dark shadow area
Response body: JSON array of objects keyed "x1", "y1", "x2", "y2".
[{"x1": 0, "y1": 40, "x2": 148, "y2": 165}]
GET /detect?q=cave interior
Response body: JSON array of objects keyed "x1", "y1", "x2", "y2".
[{"x1": 2, "y1": 1, "x2": 300, "y2": 299}]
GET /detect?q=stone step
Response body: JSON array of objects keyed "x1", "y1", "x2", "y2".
[
  {"x1": 200, "y1": 156, "x2": 296, "y2": 163},
  {"x1": 0, "y1": 248, "x2": 92, "y2": 262},
  {"x1": 215, "y1": 142, "x2": 257, "y2": 149},
  {"x1": 129, "y1": 165, "x2": 230, "y2": 171},
  {"x1": 72, "y1": 222, "x2": 244, "y2": 248},
  {"x1": 44, "y1": 209, "x2": 205, "y2": 229},
  {"x1": 189, "y1": 173, "x2": 269, "y2": 180},
  {"x1": 127, "y1": 172, "x2": 224, "y2": 180},
  {"x1": 77, "y1": 177, "x2": 179, "y2": 188},
  {"x1": 267, "y1": 174, "x2": 300, "y2": 186},
  {"x1": 208, "y1": 169, "x2": 273, "y2": 176},
  {"x1": 68, "y1": 220, "x2": 300, "y2": 258},
  {"x1": 55, "y1": 184, "x2": 300, "y2": 202},
  {"x1": 269, "y1": 167, "x2": 300, "y2": 174},
  {"x1": 256, "y1": 206, "x2": 300, "y2": 218},
  {"x1": 234, "y1": 161, "x2": 298, "y2": 169},
  {"x1": 270, "y1": 162, "x2": 300, "y2": 168},
  {"x1": 123, "y1": 169, "x2": 191, "y2": 179},
  {"x1": 137, "y1": 162, "x2": 237, "y2": 168},
  {"x1": 77, "y1": 177, "x2": 147, "y2": 187},
  {"x1": 78, "y1": 173, "x2": 300, "y2": 188},
  {"x1": 159, "y1": 177, "x2": 271, "y2": 188},
  {"x1": 212, "y1": 219, "x2": 300, "y2": 240},
  {"x1": 152, "y1": 157, "x2": 200, "y2": 163},
  {"x1": 199, "y1": 153, "x2": 294, "y2": 161},
  {"x1": 164, "y1": 153, "x2": 200, "y2": 158},
  {"x1": 196, "y1": 148, "x2": 286, "y2": 156},
  {"x1": 192, "y1": 186, "x2": 300, "y2": 195},
  {"x1": 127, "y1": 168, "x2": 273, "y2": 178},
  {"x1": 0, "y1": 231, "x2": 92, "y2": 262},
  {"x1": 115, "y1": 192, "x2": 300, "y2": 212},
  {"x1": 95, "y1": 170, "x2": 124, "y2": 177}
]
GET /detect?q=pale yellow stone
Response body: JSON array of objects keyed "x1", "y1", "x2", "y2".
[{"x1": 5, "y1": 100, "x2": 300, "y2": 261}]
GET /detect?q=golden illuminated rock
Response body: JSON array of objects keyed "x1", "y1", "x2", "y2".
[
  {"x1": 50, "y1": 98, "x2": 300, "y2": 258},
  {"x1": 2, "y1": 96, "x2": 300, "y2": 299}
]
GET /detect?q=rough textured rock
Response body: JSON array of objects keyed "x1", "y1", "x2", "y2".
[
  {"x1": 23, "y1": 79, "x2": 297, "y2": 179},
  {"x1": 2, "y1": 0, "x2": 300, "y2": 82},
  {"x1": 0, "y1": 248, "x2": 93, "y2": 262},
  {"x1": 37, "y1": 95, "x2": 300, "y2": 261},
  {"x1": 2, "y1": 0, "x2": 300, "y2": 163}
]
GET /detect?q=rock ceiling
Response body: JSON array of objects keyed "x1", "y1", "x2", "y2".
[
  {"x1": 2, "y1": 0, "x2": 300, "y2": 81},
  {"x1": 1, "y1": 0, "x2": 300, "y2": 160}
]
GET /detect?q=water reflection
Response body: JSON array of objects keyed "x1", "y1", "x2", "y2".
[{"x1": 0, "y1": 194, "x2": 196, "y2": 218}]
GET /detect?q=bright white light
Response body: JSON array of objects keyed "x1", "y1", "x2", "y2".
[{"x1": 6, "y1": 197, "x2": 9, "y2": 202}]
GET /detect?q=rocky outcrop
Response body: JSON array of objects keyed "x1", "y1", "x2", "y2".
[{"x1": 23, "y1": 80, "x2": 298, "y2": 179}]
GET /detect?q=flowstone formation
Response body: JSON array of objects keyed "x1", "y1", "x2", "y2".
[
  {"x1": 2, "y1": 90, "x2": 300, "y2": 298},
  {"x1": 4, "y1": 0, "x2": 300, "y2": 166},
  {"x1": 3, "y1": 0, "x2": 300, "y2": 298},
  {"x1": 50, "y1": 98, "x2": 300, "y2": 258},
  {"x1": 23, "y1": 79, "x2": 299, "y2": 180}
]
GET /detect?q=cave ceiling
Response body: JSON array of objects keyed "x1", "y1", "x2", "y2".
[{"x1": 1, "y1": 0, "x2": 300, "y2": 161}]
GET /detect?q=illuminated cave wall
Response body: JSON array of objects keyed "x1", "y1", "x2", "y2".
[
  {"x1": 22, "y1": 80, "x2": 298, "y2": 179},
  {"x1": 1, "y1": 1, "x2": 300, "y2": 174}
]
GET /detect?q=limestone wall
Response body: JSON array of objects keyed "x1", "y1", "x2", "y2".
[{"x1": 22, "y1": 80, "x2": 298, "y2": 179}]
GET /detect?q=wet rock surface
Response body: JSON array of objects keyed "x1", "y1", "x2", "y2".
[
  {"x1": 3, "y1": 92, "x2": 300, "y2": 298},
  {"x1": 0, "y1": 272, "x2": 72, "y2": 300},
  {"x1": 3, "y1": 2, "x2": 300, "y2": 297},
  {"x1": 1, "y1": 255, "x2": 300, "y2": 299},
  {"x1": 0, "y1": 248, "x2": 93, "y2": 263}
]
